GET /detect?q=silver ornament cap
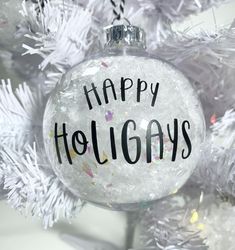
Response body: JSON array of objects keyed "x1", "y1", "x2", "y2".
[{"x1": 104, "y1": 24, "x2": 146, "y2": 49}]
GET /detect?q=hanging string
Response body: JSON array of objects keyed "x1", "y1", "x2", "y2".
[{"x1": 110, "y1": 0, "x2": 126, "y2": 21}]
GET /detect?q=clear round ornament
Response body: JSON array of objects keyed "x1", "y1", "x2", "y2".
[{"x1": 43, "y1": 25, "x2": 205, "y2": 210}]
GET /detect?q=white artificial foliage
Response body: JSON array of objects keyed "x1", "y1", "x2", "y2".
[
  {"x1": 1, "y1": 142, "x2": 83, "y2": 228},
  {"x1": 20, "y1": 0, "x2": 232, "y2": 91},
  {"x1": 90, "y1": 0, "x2": 229, "y2": 46},
  {"x1": 136, "y1": 188, "x2": 235, "y2": 250},
  {"x1": 154, "y1": 27, "x2": 235, "y2": 122},
  {"x1": 137, "y1": 0, "x2": 228, "y2": 23},
  {"x1": 193, "y1": 109, "x2": 235, "y2": 197},
  {"x1": 22, "y1": 1, "x2": 95, "y2": 70},
  {"x1": 200, "y1": 201, "x2": 235, "y2": 250},
  {"x1": 136, "y1": 186, "x2": 209, "y2": 249},
  {"x1": 0, "y1": 79, "x2": 42, "y2": 149},
  {"x1": 21, "y1": 0, "x2": 99, "y2": 92},
  {"x1": 0, "y1": 79, "x2": 83, "y2": 227},
  {"x1": 211, "y1": 109, "x2": 235, "y2": 149}
]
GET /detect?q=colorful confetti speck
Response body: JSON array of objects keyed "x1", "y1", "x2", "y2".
[
  {"x1": 197, "y1": 223, "x2": 205, "y2": 230},
  {"x1": 101, "y1": 61, "x2": 108, "y2": 68},
  {"x1": 69, "y1": 149, "x2": 77, "y2": 159},
  {"x1": 82, "y1": 163, "x2": 94, "y2": 178},
  {"x1": 101, "y1": 151, "x2": 109, "y2": 164},
  {"x1": 105, "y1": 110, "x2": 113, "y2": 121},
  {"x1": 190, "y1": 209, "x2": 199, "y2": 224},
  {"x1": 87, "y1": 144, "x2": 92, "y2": 153}
]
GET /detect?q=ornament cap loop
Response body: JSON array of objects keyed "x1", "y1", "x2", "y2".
[{"x1": 104, "y1": 24, "x2": 146, "y2": 49}]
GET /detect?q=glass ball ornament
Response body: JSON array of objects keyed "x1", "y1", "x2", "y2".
[{"x1": 43, "y1": 24, "x2": 205, "y2": 209}]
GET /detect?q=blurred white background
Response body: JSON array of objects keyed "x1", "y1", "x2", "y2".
[{"x1": 0, "y1": 1, "x2": 235, "y2": 249}]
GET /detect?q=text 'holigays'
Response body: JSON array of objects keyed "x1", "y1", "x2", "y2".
[{"x1": 53, "y1": 77, "x2": 192, "y2": 165}]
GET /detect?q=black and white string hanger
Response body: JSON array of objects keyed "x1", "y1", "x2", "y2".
[{"x1": 110, "y1": 0, "x2": 126, "y2": 21}]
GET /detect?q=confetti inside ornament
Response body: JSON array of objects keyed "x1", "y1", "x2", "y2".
[
  {"x1": 101, "y1": 61, "x2": 109, "y2": 68},
  {"x1": 43, "y1": 24, "x2": 205, "y2": 209},
  {"x1": 69, "y1": 149, "x2": 77, "y2": 159},
  {"x1": 82, "y1": 163, "x2": 94, "y2": 178},
  {"x1": 101, "y1": 151, "x2": 109, "y2": 164},
  {"x1": 87, "y1": 144, "x2": 92, "y2": 153},
  {"x1": 105, "y1": 110, "x2": 113, "y2": 121}
]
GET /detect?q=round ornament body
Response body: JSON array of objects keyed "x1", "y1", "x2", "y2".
[{"x1": 43, "y1": 25, "x2": 205, "y2": 209}]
